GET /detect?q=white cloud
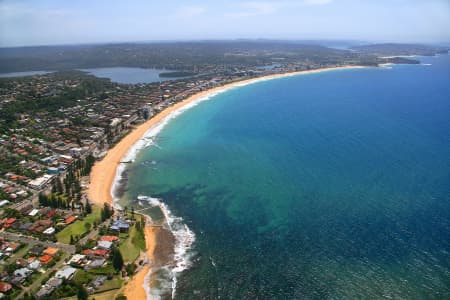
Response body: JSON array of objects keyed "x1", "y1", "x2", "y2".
[
  {"x1": 175, "y1": 6, "x2": 207, "y2": 19},
  {"x1": 226, "y1": 2, "x2": 278, "y2": 18},
  {"x1": 226, "y1": 0, "x2": 333, "y2": 18},
  {"x1": 303, "y1": 0, "x2": 333, "y2": 6}
]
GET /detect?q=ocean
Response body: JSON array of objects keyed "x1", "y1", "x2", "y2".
[{"x1": 119, "y1": 55, "x2": 450, "y2": 299}]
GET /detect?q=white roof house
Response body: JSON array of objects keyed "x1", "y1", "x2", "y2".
[
  {"x1": 43, "y1": 227, "x2": 55, "y2": 235},
  {"x1": 68, "y1": 254, "x2": 86, "y2": 265},
  {"x1": 28, "y1": 209, "x2": 39, "y2": 216},
  {"x1": 55, "y1": 266, "x2": 77, "y2": 280},
  {"x1": 97, "y1": 241, "x2": 112, "y2": 250},
  {"x1": 28, "y1": 260, "x2": 41, "y2": 270},
  {"x1": 14, "y1": 268, "x2": 32, "y2": 278}
]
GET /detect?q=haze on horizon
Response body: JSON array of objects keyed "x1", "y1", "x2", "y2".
[{"x1": 1, "y1": 0, "x2": 450, "y2": 48}]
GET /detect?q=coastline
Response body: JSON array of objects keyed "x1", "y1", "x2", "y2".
[
  {"x1": 87, "y1": 65, "x2": 366, "y2": 207},
  {"x1": 87, "y1": 65, "x2": 366, "y2": 299}
]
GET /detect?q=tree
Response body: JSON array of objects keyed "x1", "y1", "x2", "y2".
[
  {"x1": 38, "y1": 192, "x2": 48, "y2": 206},
  {"x1": 125, "y1": 263, "x2": 136, "y2": 276},
  {"x1": 70, "y1": 235, "x2": 74, "y2": 245},
  {"x1": 85, "y1": 199, "x2": 92, "y2": 214},
  {"x1": 84, "y1": 222, "x2": 91, "y2": 231},
  {"x1": 112, "y1": 247, "x2": 124, "y2": 272},
  {"x1": 131, "y1": 207, "x2": 135, "y2": 220},
  {"x1": 77, "y1": 285, "x2": 88, "y2": 300},
  {"x1": 101, "y1": 203, "x2": 112, "y2": 221},
  {"x1": 56, "y1": 177, "x2": 63, "y2": 194}
]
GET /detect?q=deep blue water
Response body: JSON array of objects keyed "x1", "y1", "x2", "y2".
[
  {"x1": 124, "y1": 56, "x2": 450, "y2": 299},
  {"x1": 80, "y1": 67, "x2": 189, "y2": 84}
]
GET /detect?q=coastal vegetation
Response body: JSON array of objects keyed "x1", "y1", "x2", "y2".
[
  {"x1": 3, "y1": 41, "x2": 445, "y2": 75},
  {"x1": 159, "y1": 71, "x2": 198, "y2": 78},
  {"x1": 56, "y1": 205, "x2": 101, "y2": 244},
  {"x1": 118, "y1": 223, "x2": 146, "y2": 263}
]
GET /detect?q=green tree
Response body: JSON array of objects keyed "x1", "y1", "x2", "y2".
[
  {"x1": 77, "y1": 285, "x2": 88, "y2": 300},
  {"x1": 112, "y1": 247, "x2": 124, "y2": 272},
  {"x1": 85, "y1": 199, "x2": 92, "y2": 214},
  {"x1": 56, "y1": 177, "x2": 63, "y2": 194}
]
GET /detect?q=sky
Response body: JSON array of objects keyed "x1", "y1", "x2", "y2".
[{"x1": 0, "y1": 0, "x2": 449, "y2": 47}]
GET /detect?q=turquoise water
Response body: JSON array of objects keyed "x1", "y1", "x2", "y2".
[{"x1": 124, "y1": 56, "x2": 450, "y2": 299}]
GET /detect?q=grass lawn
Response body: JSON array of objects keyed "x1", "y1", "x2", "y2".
[
  {"x1": 74, "y1": 269, "x2": 94, "y2": 285},
  {"x1": 7, "y1": 244, "x2": 29, "y2": 262},
  {"x1": 56, "y1": 206, "x2": 101, "y2": 244},
  {"x1": 87, "y1": 264, "x2": 115, "y2": 275},
  {"x1": 97, "y1": 275, "x2": 123, "y2": 292},
  {"x1": 88, "y1": 289, "x2": 121, "y2": 300},
  {"x1": 119, "y1": 225, "x2": 145, "y2": 263}
]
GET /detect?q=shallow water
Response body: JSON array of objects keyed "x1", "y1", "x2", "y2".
[{"x1": 123, "y1": 56, "x2": 450, "y2": 299}]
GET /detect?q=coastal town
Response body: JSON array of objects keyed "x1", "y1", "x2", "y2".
[
  {"x1": 0, "y1": 41, "x2": 448, "y2": 300},
  {"x1": 0, "y1": 53, "x2": 345, "y2": 299}
]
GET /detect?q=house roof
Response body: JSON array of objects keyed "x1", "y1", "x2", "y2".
[
  {"x1": 65, "y1": 215, "x2": 77, "y2": 224},
  {"x1": 43, "y1": 227, "x2": 55, "y2": 235},
  {"x1": 0, "y1": 281, "x2": 12, "y2": 292},
  {"x1": 55, "y1": 266, "x2": 77, "y2": 280},
  {"x1": 14, "y1": 267, "x2": 32, "y2": 278},
  {"x1": 99, "y1": 235, "x2": 119, "y2": 242},
  {"x1": 39, "y1": 254, "x2": 53, "y2": 264},
  {"x1": 82, "y1": 249, "x2": 93, "y2": 256},
  {"x1": 93, "y1": 249, "x2": 109, "y2": 257},
  {"x1": 68, "y1": 254, "x2": 86, "y2": 265},
  {"x1": 43, "y1": 247, "x2": 59, "y2": 256},
  {"x1": 30, "y1": 245, "x2": 45, "y2": 254},
  {"x1": 5, "y1": 218, "x2": 16, "y2": 224},
  {"x1": 97, "y1": 241, "x2": 112, "y2": 249}
]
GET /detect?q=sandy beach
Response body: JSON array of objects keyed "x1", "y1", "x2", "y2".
[
  {"x1": 124, "y1": 226, "x2": 156, "y2": 300},
  {"x1": 87, "y1": 65, "x2": 365, "y2": 299},
  {"x1": 87, "y1": 65, "x2": 364, "y2": 206}
]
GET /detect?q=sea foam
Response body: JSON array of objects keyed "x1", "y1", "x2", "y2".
[
  {"x1": 138, "y1": 195, "x2": 196, "y2": 300},
  {"x1": 109, "y1": 71, "x2": 352, "y2": 298}
]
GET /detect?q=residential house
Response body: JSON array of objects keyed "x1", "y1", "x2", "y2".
[
  {"x1": 110, "y1": 220, "x2": 130, "y2": 232},
  {"x1": 39, "y1": 255, "x2": 53, "y2": 265},
  {"x1": 97, "y1": 241, "x2": 112, "y2": 250},
  {"x1": 84, "y1": 258, "x2": 106, "y2": 270},
  {"x1": 43, "y1": 227, "x2": 55, "y2": 235},
  {"x1": 68, "y1": 254, "x2": 87, "y2": 267},
  {"x1": 43, "y1": 247, "x2": 59, "y2": 256},
  {"x1": 65, "y1": 215, "x2": 77, "y2": 225},
  {"x1": 99, "y1": 235, "x2": 119, "y2": 242},
  {"x1": 55, "y1": 266, "x2": 76, "y2": 280},
  {"x1": 13, "y1": 268, "x2": 32, "y2": 279},
  {"x1": 30, "y1": 245, "x2": 45, "y2": 256},
  {"x1": 0, "y1": 282, "x2": 12, "y2": 293}
]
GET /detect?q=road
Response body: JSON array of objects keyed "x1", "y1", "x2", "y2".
[
  {"x1": 78, "y1": 218, "x2": 110, "y2": 245},
  {"x1": 0, "y1": 231, "x2": 75, "y2": 254},
  {"x1": 16, "y1": 251, "x2": 71, "y2": 300},
  {"x1": 0, "y1": 231, "x2": 75, "y2": 299}
]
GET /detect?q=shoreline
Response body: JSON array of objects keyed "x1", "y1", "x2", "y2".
[
  {"x1": 87, "y1": 65, "x2": 367, "y2": 299},
  {"x1": 88, "y1": 65, "x2": 366, "y2": 207}
]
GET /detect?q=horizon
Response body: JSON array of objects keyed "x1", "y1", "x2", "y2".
[
  {"x1": 1, "y1": 0, "x2": 450, "y2": 48},
  {"x1": 0, "y1": 38, "x2": 449, "y2": 50}
]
